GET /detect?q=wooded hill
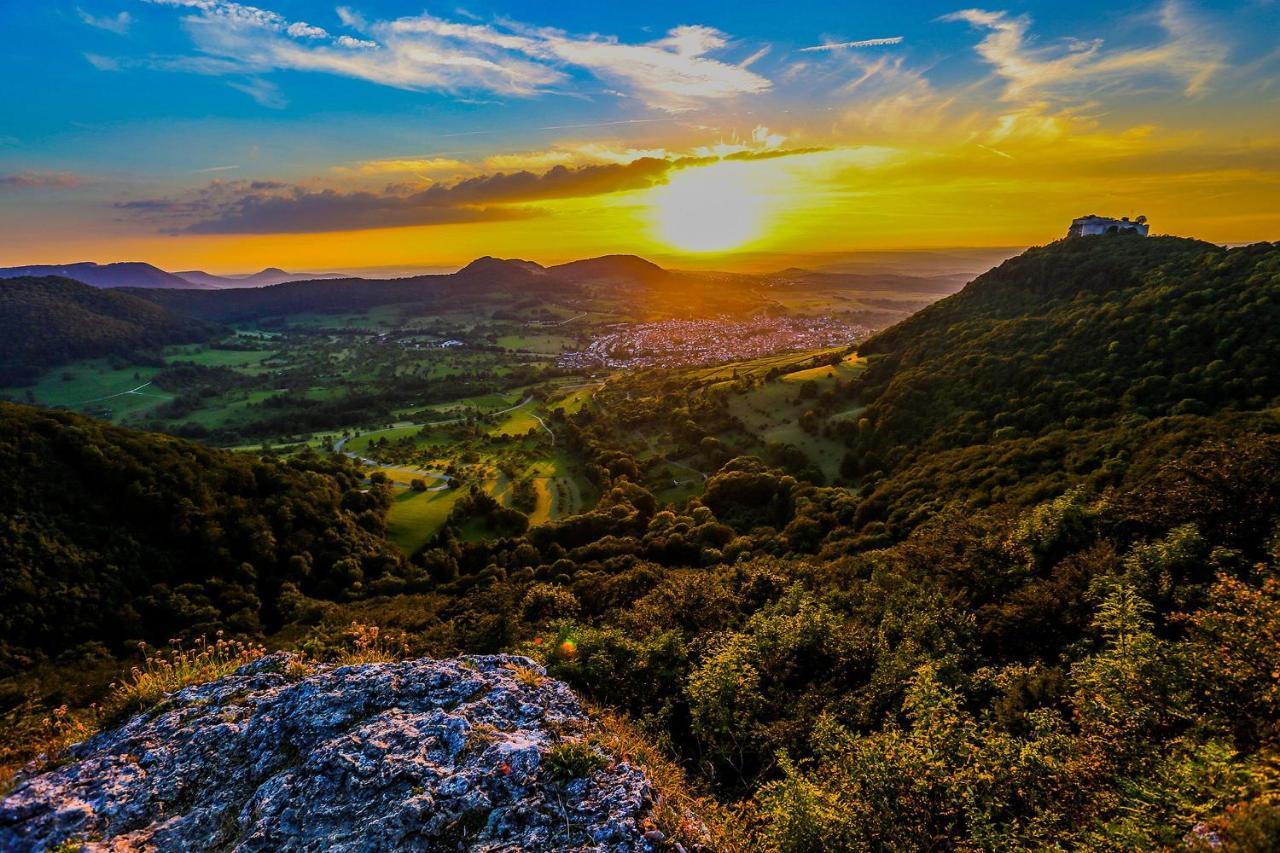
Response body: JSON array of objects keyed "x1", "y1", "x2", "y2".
[
  {"x1": 0, "y1": 276, "x2": 213, "y2": 385},
  {"x1": 0, "y1": 403, "x2": 407, "y2": 673}
]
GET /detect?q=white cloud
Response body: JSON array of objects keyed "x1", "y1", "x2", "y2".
[
  {"x1": 942, "y1": 1, "x2": 1228, "y2": 100},
  {"x1": 84, "y1": 52, "x2": 122, "y2": 71},
  {"x1": 531, "y1": 24, "x2": 772, "y2": 112},
  {"x1": 334, "y1": 35, "x2": 377, "y2": 50},
  {"x1": 335, "y1": 7, "x2": 366, "y2": 30},
  {"x1": 228, "y1": 77, "x2": 286, "y2": 108},
  {"x1": 78, "y1": 8, "x2": 132, "y2": 35},
  {"x1": 137, "y1": 1, "x2": 772, "y2": 111},
  {"x1": 285, "y1": 22, "x2": 328, "y2": 39}
]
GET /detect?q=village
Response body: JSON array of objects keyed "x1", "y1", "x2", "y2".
[{"x1": 557, "y1": 315, "x2": 872, "y2": 370}]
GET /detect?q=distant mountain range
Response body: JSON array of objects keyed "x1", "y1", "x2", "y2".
[
  {"x1": 0, "y1": 252, "x2": 973, "y2": 337},
  {"x1": 0, "y1": 251, "x2": 983, "y2": 300},
  {"x1": 0, "y1": 262, "x2": 349, "y2": 290},
  {"x1": 172, "y1": 267, "x2": 350, "y2": 288}
]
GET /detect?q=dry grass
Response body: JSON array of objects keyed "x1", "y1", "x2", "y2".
[
  {"x1": 1, "y1": 633, "x2": 266, "y2": 791},
  {"x1": 108, "y1": 633, "x2": 267, "y2": 721},
  {"x1": 508, "y1": 664, "x2": 547, "y2": 688},
  {"x1": 335, "y1": 622, "x2": 410, "y2": 665},
  {"x1": 0, "y1": 701, "x2": 100, "y2": 794},
  {"x1": 587, "y1": 705, "x2": 753, "y2": 851}
]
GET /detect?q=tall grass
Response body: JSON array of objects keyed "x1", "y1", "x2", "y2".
[
  {"x1": 107, "y1": 633, "x2": 267, "y2": 721},
  {"x1": 335, "y1": 622, "x2": 410, "y2": 665}
]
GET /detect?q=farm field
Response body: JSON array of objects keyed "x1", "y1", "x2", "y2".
[
  {"x1": 495, "y1": 333, "x2": 575, "y2": 353},
  {"x1": 385, "y1": 487, "x2": 461, "y2": 554},
  {"x1": 1, "y1": 360, "x2": 170, "y2": 421},
  {"x1": 780, "y1": 352, "x2": 867, "y2": 383}
]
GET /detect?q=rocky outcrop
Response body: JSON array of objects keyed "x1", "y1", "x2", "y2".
[{"x1": 0, "y1": 654, "x2": 659, "y2": 851}]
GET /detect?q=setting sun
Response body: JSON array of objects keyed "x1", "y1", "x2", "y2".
[{"x1": 649, "y1": 161, "x2": 770, "y2": 253}]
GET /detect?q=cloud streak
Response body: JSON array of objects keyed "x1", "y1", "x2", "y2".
[
  {"x1": 78, "y1": 8, "x2": 132, "y2": 34},
  {"x1": 800, "y1": 37, "x2": 904, "y2": 52},
  {"x1": 941, "y1": 2, "x2": 1227, "y2": 101}
]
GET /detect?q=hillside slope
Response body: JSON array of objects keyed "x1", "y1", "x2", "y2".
[
  {"x1": 0, "y1": 276, "x2": 213, "y2": 384},
  {"x1": 379, "y1": 234, "x2": 1280, "y2": 848},
  {"x1": 847, "y1": 235, "x2": 1279, "y2": 467},
  {"x1": 0, "y1": 402, "x2": 406, "y2": 671}
]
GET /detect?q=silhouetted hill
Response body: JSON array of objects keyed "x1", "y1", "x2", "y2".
[
  {"x1": 174, "y1": 268, "x2": 350, "y2": 288},
  {"x1": 547, "y1": 254, "x2": 665, "y2": 283},
  {"x1": 131, "y1": 259, "x2": 585, "y2": 323},
  {"x1": 0, "y1": 262, "x2": 202, "y2": 290},
  {"x1": 455, "y1": 256, "x2": 545, "y2": 275},
  {"x1": 0, "y1": 276, "x2": 213, "y2": 385}
]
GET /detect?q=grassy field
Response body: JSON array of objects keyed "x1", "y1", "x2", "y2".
[
  {"x1": 495, "y1": 333, "x2": 574, "y2": 354},
  {"x1": 523, "y1": 452, "x2": 591, "y2": 524},
  {"x1": 164, "y1": 346, "x2": 277, "y2": 370},
  {"x1": 549, "y1": 384, "x2": 599, "y2": 415},
  {"x1": 722, "y1": 352, "x2": 867, "y2": 482},
  {"x1": 490, "y1": 406, "x2": 543, "y2": 437},
  {"x1": 344, "y1": 423, "x2": 427, "y2": 454},
  {"x1": 680, "y1": 346, "x2": 851, "y2": 387},
  {"x1": 1, "y1": 360, "x2": 169, "y2": 422},
  {"x1": 385, "y1": 487, "x2": 460, "y2": 554},
  {"x1": 780, "y1": 353, "x2": 867, "y2": 383}
]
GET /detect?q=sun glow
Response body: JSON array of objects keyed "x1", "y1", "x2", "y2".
[{"x1": 649, "y1": 161, "x2": 770, "y2": 253}]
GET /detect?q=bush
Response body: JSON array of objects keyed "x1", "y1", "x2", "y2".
[{"x1": 543, "y1": 741, "x2": 607, "y2": 782}]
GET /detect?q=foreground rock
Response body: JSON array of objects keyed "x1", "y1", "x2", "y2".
[{"x1": 0, "y1": 654, "x2": 658, "y2": 851}]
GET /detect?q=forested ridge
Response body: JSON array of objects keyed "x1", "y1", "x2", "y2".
[
  {"x1": 0, "y1": 276, "x2": 212, "y2": 385},
  {"x1": 3, "y1": 235, "x2": 1280, "y2": 847}
]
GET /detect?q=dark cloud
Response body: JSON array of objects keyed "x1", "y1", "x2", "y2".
[{"x1": 117, "y1": 149, "x2": 818, "y2": 235}]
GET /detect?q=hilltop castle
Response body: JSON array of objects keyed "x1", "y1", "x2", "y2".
[{"x1": 1067, "y1": 214, "x2": 1150, "y2": 238}]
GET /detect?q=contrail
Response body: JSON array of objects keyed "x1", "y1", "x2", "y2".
[
  {"x1": 537, "y1": 118, "x2": 674, "y2": 131},
  {"x1": 800, "y1": 36, "x2": 904, "y2": 52}
]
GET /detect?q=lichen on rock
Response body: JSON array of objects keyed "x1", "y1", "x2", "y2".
[{"x1": 0, "y1": 653, "x2": 658, "y2": 851}]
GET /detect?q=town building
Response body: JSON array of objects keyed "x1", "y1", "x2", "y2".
[{"x1": 1067, "y1": 214, "x2": 1149, "y2": 238}]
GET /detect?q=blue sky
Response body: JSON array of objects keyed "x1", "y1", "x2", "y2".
[{"x1": 0, "y1": 1, "x2": 1276, "y2": 269}]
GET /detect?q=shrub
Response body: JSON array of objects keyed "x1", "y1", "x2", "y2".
[
  {"x1": 520, "y1": 583, "x2": 580, "y2": 623},
  {"x1": 543, "y1": 740, "x2": 607, "y2": 782}
]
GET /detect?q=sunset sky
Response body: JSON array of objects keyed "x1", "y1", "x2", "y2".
[{"x1": 0, "y1": 1, "x2": 1276, "y2": 273}]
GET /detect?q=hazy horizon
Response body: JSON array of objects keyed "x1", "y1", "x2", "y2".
[{"x1": 0, "y1": 244, "x2": 1035, "y2": 280}]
